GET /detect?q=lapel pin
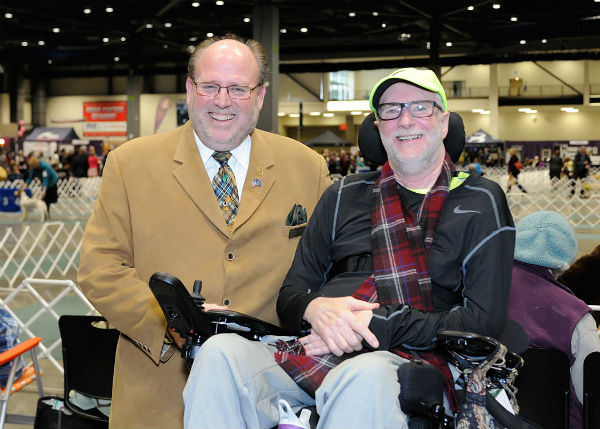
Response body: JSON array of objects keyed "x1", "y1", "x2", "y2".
[
  {"x1": 256, "y1": 167, "x2": 263, "y2": 176},
  {"x1": 251, "y1": 178, "x2": 262, "y2": 188}
]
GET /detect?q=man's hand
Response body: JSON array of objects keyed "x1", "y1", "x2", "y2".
[
  {"x1": 303, "y1": 296, "x2": 379, "y2": 356},
  {"x1": 202, "y1": 303, "x2": 229, "y2": 312},
  {"x1": 166, "y1": 302, "x2": 228, "y2": 349}
]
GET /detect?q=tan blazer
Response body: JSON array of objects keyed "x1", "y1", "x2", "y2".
[{"x1": 78, "y1": 121, "x2": 331, "y2": 428}]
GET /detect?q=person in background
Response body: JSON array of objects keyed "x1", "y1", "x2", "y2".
[
  {"x1": 558, "y1": 244, "x2": 600, "y2": 313},
  {"x1": 183, "y1": 67, "x2": 515, "y2": 429},
  {"x1": 506, "y1": 210, "x2": 600, "y2": 429},
  {"x1": 549, "y1": 147, "x2": 563, "y2": 182},
  {"x1": 573, "y1": 147, "x2": 591, "y2": 197},
  {"x1": 507, "y1": 147, "x2": 527, "y2": 193},
  {"x1": 19, "y1": 156, "x2": 59, "y2": 213},
  {"x1": 77, "y1": 33, "x2": 330, "y2": 429},
  {"x1": 87, "y1": 146, "x2": 100, "y2": 177},
  {"x1": 69, "y1": 146, "x2": 89, "y2": 178}
]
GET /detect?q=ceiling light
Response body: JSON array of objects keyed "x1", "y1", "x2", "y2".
[
  {"x1": 165, "y1": 22, "x2": 172, "y2": 27},
  {"x1": 191, "y1": 2, "x2": 200, "y2": 6},
  {"x1": 146, "y1": 23, "x2": 153, "y2": 29},
  {"x1": 350, "y1": 111, "x2": 363, "y2": 115},
  {"x1": 309, "y1": 112, "x2": 321, "y2": 116},
  {"x1": 114, "y1": 57, "x2": 120, "y2": 62},
  {"x1": 21, "y1": 41, "x2": 28, "y2": 47},
  {"x1": 53, "y1": 27, "x2": 60, "y2": 33},
  {"x1": 289, "y1": 113, "x2": 300, "y2": 118},
  {"x1": 542, "y1": 39, "x2": 547, "y2": 43},
  {"x1": 399, "y1": 33, "x2": 411, "y2": 41},
  {"x1": 4, "y1": 12, "x2": 13, "y2": 19},
  {"x1": 561, "y1": 107, "x2": 579, "y2": 112},
  {"x1": 520, "y1": 40, "x2": 526, "y2": 44},
  {"x1": 280, "y1": 28, "x2": 287, "y2": 33},
  {"x1": 121, "y1": 36, "x2": 126, "y2": 42},
  {"x1": 446, "y1": 41, "x2": 453, "y2": 47},
  {"x1": 322, "y1": 113, "x2": 335, "y2": 118},
  {"x1": 467, "y1": 6, "x2": 474, "y2": 11},
  {"x1": 327, "y1": 100, "x2": 370, "y2": 111},
  {"x1": 300, "y1": 27, "x2": 308, "y2": 32},
  {"x1": 492, "y1": 3, "x2": 501, "y2": 9},
  {"x1": 243, "y1": 17, "x2": 251, "y2": 23},
  {"x1": 163, "y1": 44, "x2": 168, "y2": 49},
  {"x1": 38, "y1": 40, "x2": 45, "y2": 46},
  {"x1": 381, "y1": 23, "x2": 387, "y2": 28},
  {"x1": 372, "y1": 11, "x2": 379, "y2": 16},
  {"x1": 349, "y1": 12, "x2": 356, "y2": 17},
  {"x1": 187, "y1": 45, "x2": 195, "y2": 53},
  {"x1": 216, "y1": 0, "x2": 224, "y2": 5},
  {"x1": 106, "y1": 7, "x2": 113, "y2": 12},
  {"x1": 83, "y1": 8, "x2": 92, "y2": 14},
  {"x1": 189, "y1": 36, "x2": 198, "y2": 41},
  {"x1": 206, "y1": 32, "x2": 214, "y2": 37},
  {"x1": 102, "y1": 37, "x2": 109, "y2": 43},
  {"x1": 277, "y1": 112, "x2": 286, "y2": 117},
  {"x1": 48, "y1": 60, "x2": 52, "y2": 65},
  {"x1": 510, "y1": 16, "x2": 518, "y2": 22}
]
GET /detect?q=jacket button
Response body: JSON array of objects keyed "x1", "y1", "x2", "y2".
[
  {"x1": 223, "y1": 298, "x2": 231, "y2": 306},
  {"x1": 226, "y1": 252, "x2": 234, "y2": 261}
]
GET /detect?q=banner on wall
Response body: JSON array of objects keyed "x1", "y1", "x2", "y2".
[{"x1": 83, "y1": 101, "x2": 127, "y2": 136}]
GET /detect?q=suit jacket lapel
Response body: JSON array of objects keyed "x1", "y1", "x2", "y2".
[
  {"x1": 172, "y1": 122, "x2": 231, "y2": 236},
  {"x1": 234, "y1": 129, "x2": 275, "y2": 230}
]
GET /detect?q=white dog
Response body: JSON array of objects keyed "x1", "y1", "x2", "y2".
[{"x1": 15, "y1": 190, "x2": 48, "y2": 221}]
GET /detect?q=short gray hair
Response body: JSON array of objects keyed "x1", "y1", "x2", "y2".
[{"x1": 187, "y1": 33, "x2": 270, "y2": 87}]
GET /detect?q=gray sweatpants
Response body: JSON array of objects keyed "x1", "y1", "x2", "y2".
[{"x1": 183, "y1": 333, "x2": 410, "y2": 429}]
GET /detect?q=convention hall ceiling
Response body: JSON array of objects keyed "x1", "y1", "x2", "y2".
[{"x1": 1, "y1": 0, "x2": 600, "y2": 78}]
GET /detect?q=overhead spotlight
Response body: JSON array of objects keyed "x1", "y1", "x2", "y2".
[
  {"x1": 191, "y1": 2, "x2": 200, "y2": 6},
  {"x1": 4, "y1": 12, "x2": 13, "y2": 19},
  {"x1": 48, "y1": 59, "x2": 53, "y2": 65},
  {"x1": 106, "y1": 7, "x2": 114, "y2": 12},
  {"x1": 121, "y1": 36, "x2": 127, "y2": 42},
  {"x1": 216, "y1": 0, "x2": 224, "y2": 5},
  {"x1": 322, "y1": 113, "x2": 335, "y2": 118},
  {"x1": 300, "y1": 27, "x2": 308, "y2": 32},
  {"x1": 519, "y1": 40, "x2": 526, "y2": 44},
  {"x1": 102, "y1": 37, "x2": 109, "y2": 43},
  {"x1": 492, "y1": 3, "x2": 501, "y2": 9},
  {"x1": 206, "y1": 32, "x2": 214, "y2": 37},
  {"x1": 83, "y1": 8, "x2": 92, "y2": 14},
  {"x1": 510, "y1": 16, "x2": 518, "y2": 22},
  {"x1": 280, "y1": 28, "x2": 287, "y2": 33},
  {"x1": 372, "y1": 11, "x2": 379, "y2": 16},
  {"x1": 381, "y1": 22, "x2": 387, "y2": 28},
  {"x1": 446, "y1": 41, "x2": 453, "y2": 47},
  {"x1": 243, "y1": 17, "x2": 251, "y2": 23},
  {"x1": 348, "y1": 12, "x2": 356, "y2": 17},
  {"x1": 146, "y1": 23, "x2": 153, "y2": 29},
  {"x1": 467, "y1": 5, "x2": 474, "y2": 11},
  {"x1": 21, "y1": 41, "x2": 28, "y2": 47},
  {"x1": 542, "y1": 39, "x2": 547, "y2": 43},
  {"x1": 399, "y1": 33, "x2": 411, "y2": 41},
  {"x1": 165, "y1": 22, "x2": 172, "y2": 27},
  {"x1": 189, "y1": 36, "x2": 198, "y2": 41},
  {"x1": 114, "y1": 56, "x2": 120, "y2": 62},
  {"x1": 53, "y1": 27, "x2": 60, "y2": 33},
  {"x1": 163, "y1": 44, "x2": 168, "y2": 49}
]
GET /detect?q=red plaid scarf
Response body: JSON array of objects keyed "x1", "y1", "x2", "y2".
[{"x1": 275, "y1": 154, "x2": 459, "y2": 411}]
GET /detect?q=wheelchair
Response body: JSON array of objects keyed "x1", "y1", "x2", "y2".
[{"x1": 149, "y1": 272, "x2": 541, "y2": 429}]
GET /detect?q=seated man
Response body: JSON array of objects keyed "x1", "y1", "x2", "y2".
[
  {"x1": 506, "y1": 210, "x2": 600, "y2": 429},
  {"x1": 183, "y1": 68, "x2": 515, "y2": 428}
]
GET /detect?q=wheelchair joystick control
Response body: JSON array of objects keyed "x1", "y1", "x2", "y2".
[{"x1": 191, "y1": 280, "x2": 206, "y2": 309}]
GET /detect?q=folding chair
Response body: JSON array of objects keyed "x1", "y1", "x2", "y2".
[
  {"x1": 0, "y1": 336, "x2": 44, "y2": 428},
  {"x1": 583, "y1": 350, "x2": 600, "y2": 429},
  {"x1": 515, "y1": 347, "x2": 571, "y2": 429},
  {"x1": 58, "y1": 315, "x2": 119, "y2": 425}
]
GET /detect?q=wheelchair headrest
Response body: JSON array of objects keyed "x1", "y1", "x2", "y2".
[{"x1": 357, "y1": 111, "x2": 466, "y2": 166}]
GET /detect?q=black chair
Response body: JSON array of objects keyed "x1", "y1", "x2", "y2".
[
  {"x1": 515, "y1": 347, "x2": 571, "y2": 429},
  {"x1": 583, "y1": 350, "x2": 600, "y2": 429},
  {"x1": 58, "y1": 315, "x2": 119, "y2": 426}
]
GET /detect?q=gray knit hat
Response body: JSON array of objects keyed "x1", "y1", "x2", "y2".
[{"x1": 514, "y1": 211, "x2": 578, "y2": 270}]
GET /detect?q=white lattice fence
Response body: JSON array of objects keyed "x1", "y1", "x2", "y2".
[
  {"x1": 0, "y1": 278, "x2": 98, "y2": 374},
  {"x1": 0, "y1": 221, "x2": 85, "y2": 288}
]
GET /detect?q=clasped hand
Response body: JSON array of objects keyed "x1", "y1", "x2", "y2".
[{"x1": 301, "y1": 296, "x2": 379, "y2": 357}]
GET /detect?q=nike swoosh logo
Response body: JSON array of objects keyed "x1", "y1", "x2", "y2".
[{"x1": 453, "y1": 205, "x2": 481, "y2": 215}]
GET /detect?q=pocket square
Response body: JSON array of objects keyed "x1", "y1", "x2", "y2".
[{"x1": 286, "y1": 204, "x2": 307, "y2": 226}]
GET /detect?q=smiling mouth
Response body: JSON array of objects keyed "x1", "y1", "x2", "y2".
[
  {"x1": 396, "y1": 134, "x2": 422, "y2": 141},
  {"x1": 209, "y1": 112, "x2": 235, "y2": 121}
]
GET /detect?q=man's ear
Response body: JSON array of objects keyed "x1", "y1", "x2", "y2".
[{"x1": 440, "y1": 111, "x2": 450, "y2": 139}]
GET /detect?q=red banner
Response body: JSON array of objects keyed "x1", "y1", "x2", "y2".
[{"x1": 83, "y1": 101, "x2": 127, "y2": 122}]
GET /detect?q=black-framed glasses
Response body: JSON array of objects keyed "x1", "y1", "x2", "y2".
[
  {"x1": 192, "y1": 81, "x2": 259, "y2": 100},
  {"x1": 377, "y1": 100, "x2": 443, "y2": 120}
]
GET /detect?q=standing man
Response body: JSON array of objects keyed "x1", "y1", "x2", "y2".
[
  {"x1": 183, "y1": 68, "x2": 515, "y2": 428},
  {"x1": 573, "y1": 146, "x2": 591, "y2": 197},
  {"x1": 78, "y1": 33, "x2": 330, "y2": 428},
  {"x1": 20, "y1": 156, "x2": 59, "y2": 214}
]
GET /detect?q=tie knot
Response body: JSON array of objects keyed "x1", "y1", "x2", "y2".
[{"x1": 212, "y1": 151, "x2": 232, "y2": 166}]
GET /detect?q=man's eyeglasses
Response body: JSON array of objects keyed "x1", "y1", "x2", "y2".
[
  {"x1": 377, "y1": 100, "x2": 443, "y2": 120},
  {"x1": 192, "y1": 81, "x2": 259, "y2": 100}
]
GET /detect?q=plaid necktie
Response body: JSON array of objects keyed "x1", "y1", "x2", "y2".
[{"x1": 211, "y1": 151, "x2": 239, "y2": 228}]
